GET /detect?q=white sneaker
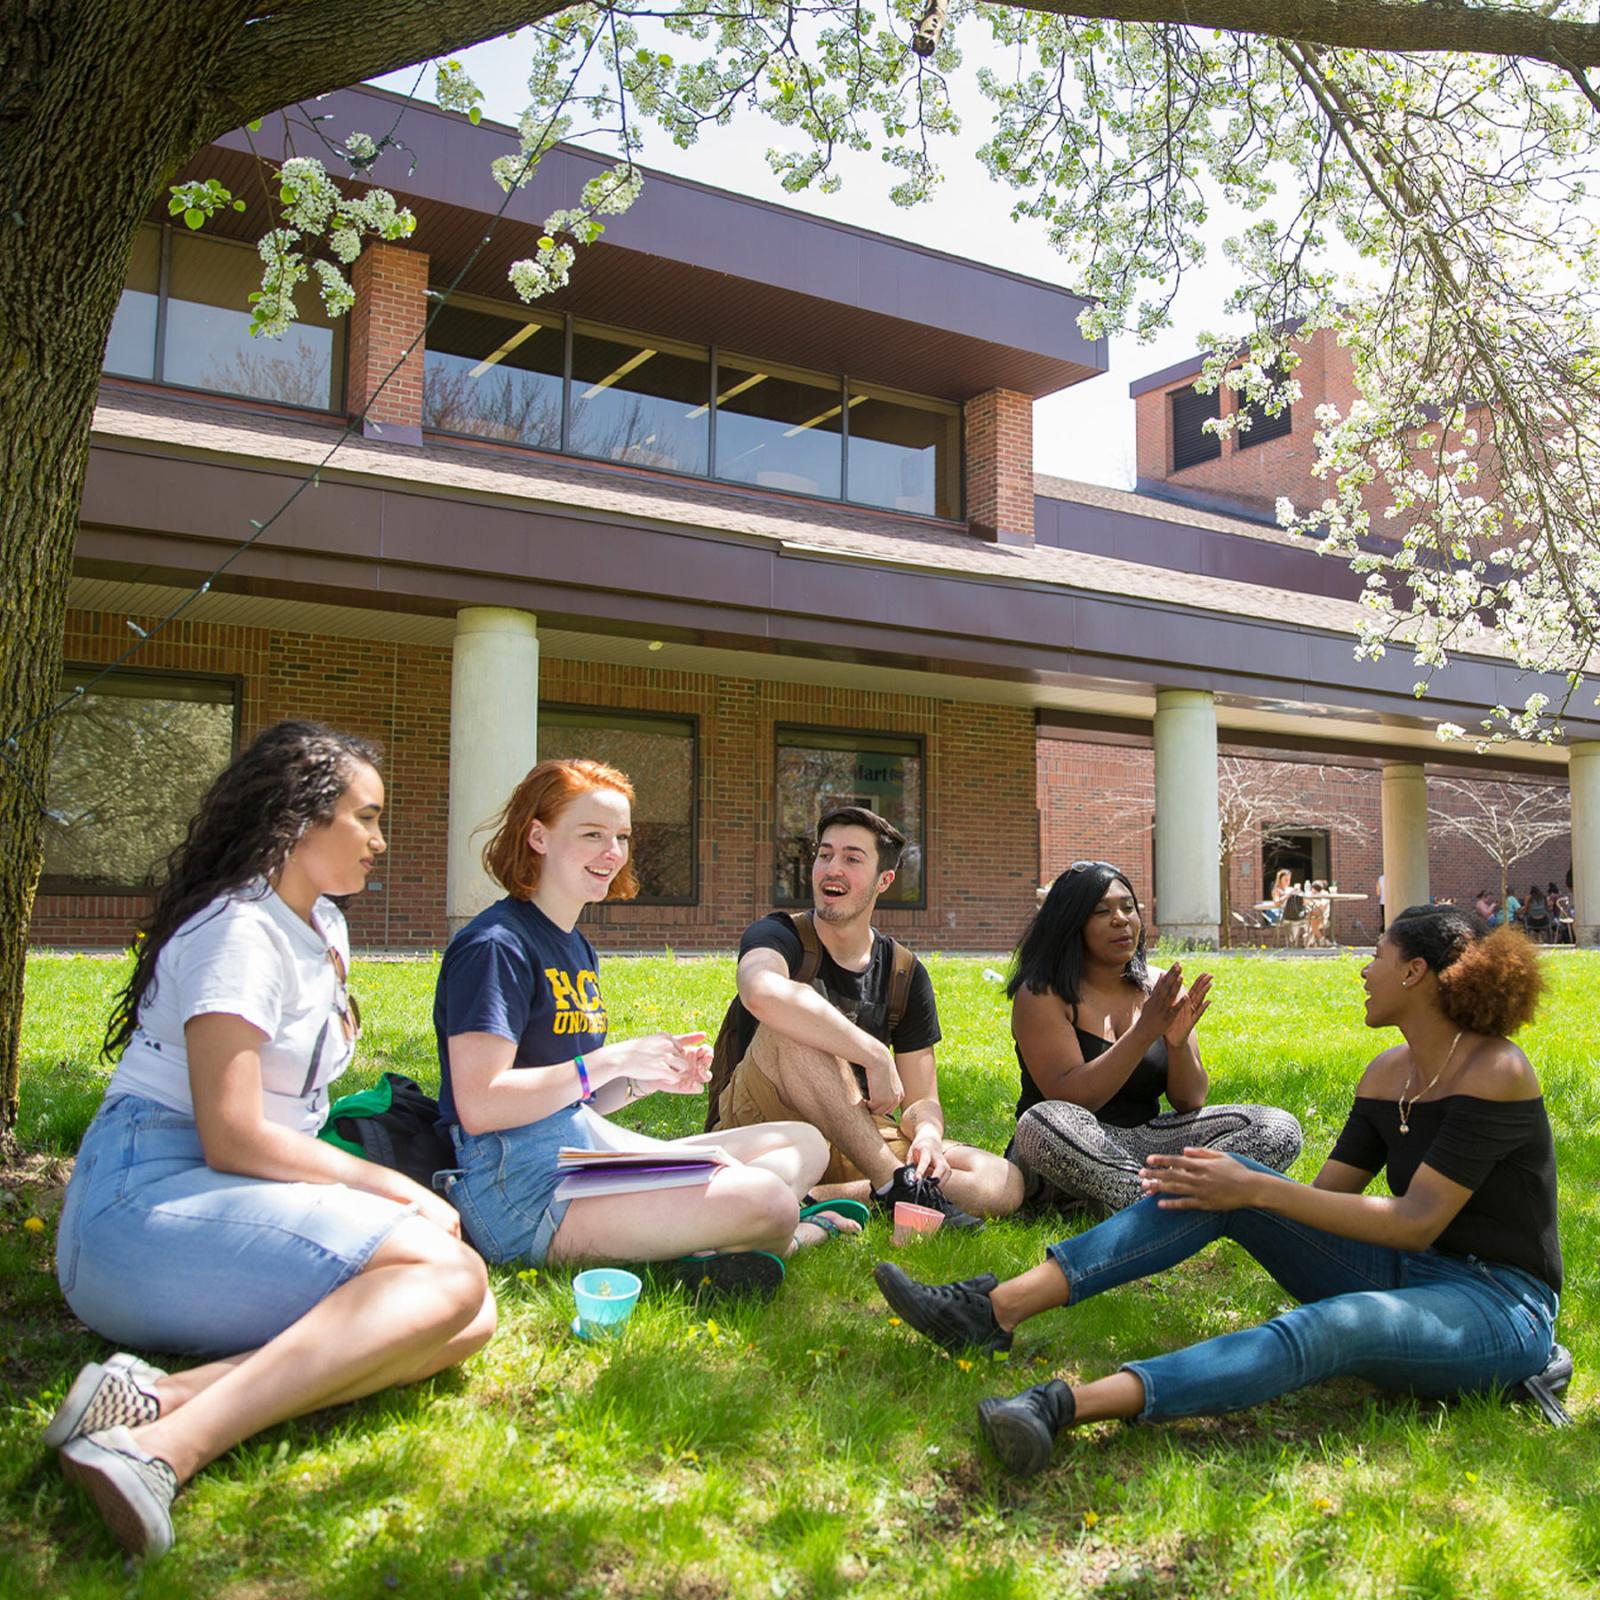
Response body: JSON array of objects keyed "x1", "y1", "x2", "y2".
[
  {"x1": 59, "y1": 1425, "x2": 178, "y2": 1559},
  {"x1": 42, "y1": 1352, "x2": 165, "y2": 1448}
]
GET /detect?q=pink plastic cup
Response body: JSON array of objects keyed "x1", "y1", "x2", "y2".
[{"x1": 893, "y1": 1200, "x2": 945, "y2": 1247}]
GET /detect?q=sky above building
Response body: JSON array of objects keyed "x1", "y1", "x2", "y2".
[{"x1": 376, "y1": 37, "x2": 1259, "y2": 489}]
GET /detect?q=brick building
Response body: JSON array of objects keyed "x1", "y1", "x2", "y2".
[{"x1": 36, "y1": 85, "x2": 1599, "y2": 953}]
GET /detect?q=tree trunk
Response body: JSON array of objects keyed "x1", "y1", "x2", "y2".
[{"x1": 0, "y1": 3, "x2": 243, "y2": 1127}]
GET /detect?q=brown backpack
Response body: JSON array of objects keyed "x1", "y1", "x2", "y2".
[{"x1": 703, "y1": 910, "x2": 918, "y2": 1131}]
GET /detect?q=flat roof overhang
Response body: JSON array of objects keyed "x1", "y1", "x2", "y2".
[
  {"x1": 73, "y1": 432, "x2": 1599, "y2": 760},
  {"x1": 171, "y1": 85, "x2": 1105, "y2": 403}
]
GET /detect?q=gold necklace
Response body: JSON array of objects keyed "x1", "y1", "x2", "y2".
[{"x1": 1397, "y1": 1031, "x2": 1463, "y2": 1134}]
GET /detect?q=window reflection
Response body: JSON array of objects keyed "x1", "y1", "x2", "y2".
[
  {"x1": 104, "y1": 225, "x2": 161, "y2": 380},
  {"x1": 538, "y1": 710, "x2": 697, "y2": 902},
  {"x1": 774, "y1": 728, "x2": 924, "y2": 906},
  {"x1": 568, "y1": 323, "x2": 709, "y2": 474},
  {"x1": 846, "y1": 384, "x2": 960, "y2": 518},
  {"x1": 44, "y1": 669, "x2": 236, "y2": 889},
  {"x1": 715, "y1": 359, "x2": 845, "y2": 499},
  {"x1": 423, "y1": 303, "x2": 563, "y2": 447},
  {"x1": 164, "y1": 232, "x2": 343, "y2": 409}
]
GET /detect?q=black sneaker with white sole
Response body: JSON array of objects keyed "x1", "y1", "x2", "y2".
[
  {"x1": 871, "y1": 1164, "x2": 984, "y2": 1231},
  {"x1": 976, "y1": 1380, "x2": 1075, "y2": 1478},
  {"x1": 873, "y1": 1260, "x2": 1013, "y2": 1353}
]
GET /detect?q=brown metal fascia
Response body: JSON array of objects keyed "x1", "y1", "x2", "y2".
[{"x1": 75, "y1": 439, "x2": 1600, "y2": 740}]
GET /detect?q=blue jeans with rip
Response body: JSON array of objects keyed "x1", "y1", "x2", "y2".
[{"x1": 1045, "y1": 1158, "x2": 1558, "y2": 1421}]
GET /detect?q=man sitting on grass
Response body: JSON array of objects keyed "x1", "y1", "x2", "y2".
[{"x1": 709, "y1": 805, "x2": 1023, "y2": 1227}]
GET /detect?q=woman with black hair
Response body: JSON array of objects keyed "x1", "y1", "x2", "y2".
[
  {"x1": 1006, "y1": 862, "x2": 1302, "y2": 1212},
  {"x1": 876, "y1": 906, "x2": 1563, "y2": 1477},
  {"x1": 45, "y1": 722, "x2": 495, "y2": 1559}
]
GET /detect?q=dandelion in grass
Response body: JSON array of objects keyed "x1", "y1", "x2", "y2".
[
  {"x1": 1082, "y1": 1510, "x2": 1099, "y2": 1530},
  {"x1": 23, "y1": 1217, "x2": 44, "y2": 1234},
  {"x1": 956, "y1": 1359, "x2": 973, "y2": 1372}
]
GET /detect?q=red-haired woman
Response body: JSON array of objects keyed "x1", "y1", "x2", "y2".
[
  {"x1": 877, "y1": 906, "x2": 1563, "y2": 1474},
  {"x1": 434, "y1": 759, "x2": 847, "y2": 1295}
]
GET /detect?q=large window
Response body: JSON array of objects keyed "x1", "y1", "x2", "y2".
[
  {"x1": 104, "y1": 223, "x2": 345, "y2": 410},
  {"x1": 42, "y1": 668, "x2": 238, "y2": 891},
  {"x1": 422, "y1": 301, "x2": 563, "y2": 448},
  {"x1": 537, "y1": 709, "x2": 697, "y2": 903},
  {"x1": 568, "y1": 323, "x2": 709, "y2": 474},
  {"x1": 846, "y1": 384, "x2": 961, "y2": 518},
  {"x1": 1237, "y1": 366, "x2": 1293, "y2": 448},
  {"x1": 413, "y1": 295, "x2": 965, "y2": 517},
  {"x1": 774, "y1": 729, "x2": 925, "y2": 908},
  {"x1": 1170, "y1": 385, "x2": 1221, "y2": 471},
  {"x1": 104, "y1": 225, "x2": 161, "y2": 380},
  {"x1": 715, "y1": 358, "x2": 845, "y2": 500}
]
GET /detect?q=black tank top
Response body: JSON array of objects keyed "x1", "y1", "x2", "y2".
[{"x1": 1016, "y1": 1025, "x2": 1169, "y2": 1128}]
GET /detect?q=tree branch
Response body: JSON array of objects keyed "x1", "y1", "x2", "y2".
[
  {"x1": 204, "y1": 0, "x2": 570, "y2": 135},
  {"x1": 1019, "y1": 0, "x2": 1600, "y2": 73}
]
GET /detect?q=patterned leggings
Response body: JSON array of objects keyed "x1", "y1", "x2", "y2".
[{"x1": 1009, "y1": 1100, "x2": 1304, "y2": 1214}]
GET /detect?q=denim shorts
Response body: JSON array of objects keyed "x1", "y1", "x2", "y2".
[
  {"x1": 439, "y1": 1104, "x2": 597, "y2": 1267},
  {"x1": 57, "y1": 1093, "x2": 414, "y2": 1357}
]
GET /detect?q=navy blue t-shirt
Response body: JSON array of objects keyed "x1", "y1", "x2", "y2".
[{"x1": 433, "y1": 897, "x2": 609, "y2": 1127}]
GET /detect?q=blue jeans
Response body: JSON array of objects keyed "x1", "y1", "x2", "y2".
[{"x1": 1046, "y1": 1158, "x2": 1558, "y2": 1421}]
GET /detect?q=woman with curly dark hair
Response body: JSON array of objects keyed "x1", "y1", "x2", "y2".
[
  {"x1": 47, "y1": 722, "x2": 495, "y2": 1559},
  {"x1": 877, "y1": 905, "x2": 1564, "y2": 1475},
  {"x1": 1006, "y1": 862, "x2": 1301, "y2": 1213}
]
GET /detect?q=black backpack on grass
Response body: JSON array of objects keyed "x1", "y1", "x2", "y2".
[
  {"x1": 702, "y1": 910, "x2": 916, "y2": 1132},
  {"x1": 319, "y1": 1072, "x2": 455, "y2": 1188}
]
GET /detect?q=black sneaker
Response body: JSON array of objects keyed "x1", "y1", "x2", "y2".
[
  {"x1": 977, "y1": 1380, "x2": 1075, "y2": 1478},
  {"x1": 873, "y1": 1260, "x2": 1012, "y2": 1353},
  {"x1": 872, "y1": 1165, "x2": 984, "y2": 1231}
]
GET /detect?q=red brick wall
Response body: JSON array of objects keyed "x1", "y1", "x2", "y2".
[
  {"x1": 1134, "y1": 332, "x2": 1354, "y2": 523},
  {"x1": 1038, "y1": 735, "x2": 1570, "y2": 945},
  {"x1": 32, "y1": 613, "x2": 1040, "y2": 955},
  {"x1": 964, "y1": 388, "x2": 1034, "y2": 542},
  {"x1": 34, "y1": 610, "x2": 450, "y2": 950},
  {"x1": 347, "y1": 242, "x2": 428, "y2": 431}
]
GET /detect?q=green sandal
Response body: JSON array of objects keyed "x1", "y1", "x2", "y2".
[{"x1": 798, "y1": 1198, "x2": 871, "y2": 1228}]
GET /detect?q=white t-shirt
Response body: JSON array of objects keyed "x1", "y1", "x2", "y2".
[{"x1": 108, "y1": 885, "x2": 357, "y2": 1134}]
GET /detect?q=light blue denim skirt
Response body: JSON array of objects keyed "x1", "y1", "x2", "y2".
[
  {"x1": 57, "y1": 1093, "x2": 414, "y2": 1357},
  {"x1": 440, "y1": 1104, "x2": 598, "y2": 1267}
]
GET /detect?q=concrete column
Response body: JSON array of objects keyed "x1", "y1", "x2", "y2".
[
  {"x1": 1571, "y1": 742, "x2": 1600, "y2": 946},
  {"x1": 448, "y1": 607, "x2": 539, "y2": 936},
  {"x1": 1153, "y1": 688, "x2": 1220, "y2": 946},
  {"x1": 1380, "y1": 762, "x2": 1430, "y2": 928}
]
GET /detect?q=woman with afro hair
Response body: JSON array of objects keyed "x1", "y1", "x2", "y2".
[{"x1": 876, "y1": 905, "x2": 1565, "y2": 1474}]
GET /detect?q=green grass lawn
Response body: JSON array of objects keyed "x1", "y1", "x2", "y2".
[{"x1": 4, "y1": 949, "x2": 1599, "y2": 1598}]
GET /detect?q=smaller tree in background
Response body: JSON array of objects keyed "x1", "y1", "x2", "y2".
[
  {"x1": 1427, "y1": 779, "x2": 1572, "y2": 917},
  {"x1": 1216, "y1": 759, "x2": 1373, "y2": 946}
]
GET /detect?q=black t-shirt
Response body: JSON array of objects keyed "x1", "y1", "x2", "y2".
[
  {"x1": 1016, "y1": 1025, "x2": 1168, "y2": 1127},
  {"x1": 433, "y1": 897, "x2": 609, "y2": 1127},
  {"x1": 1329, "y1": 1094, "x2": 1562, "y2": 1293},
  {"x1": 731, "y1": 913, "x2": 941, "y2": 1069}
]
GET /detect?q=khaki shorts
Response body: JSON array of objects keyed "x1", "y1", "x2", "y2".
[{"x1": 713, "y1": 1025, "x2": 909, "y2": 1186}]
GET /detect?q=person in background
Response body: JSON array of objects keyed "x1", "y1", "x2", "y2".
[
  {"x1": 47, "y1": 722, "x2": 496, "y2": 1560},
  {"x1": 1261, "y1": 867, "x2": 1294, "y2": 926},
  {"x1": 1474, "y1": 890, "x2": 1496, "y2": 922},
  {"x1": 877, "y1": 907, "x2": 1560, "y2": 1479},
  {"x1": 1003, "y1": 863, "x2": 1302, "y2": 1214}
]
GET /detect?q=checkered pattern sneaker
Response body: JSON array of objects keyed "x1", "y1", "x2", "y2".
[
  {"x1": 59, "y1": 1425, "x2": 179, "y2": 1559},
  {"x1": 42, "y1": 1353, "x2": 165, "y2": 1449}
]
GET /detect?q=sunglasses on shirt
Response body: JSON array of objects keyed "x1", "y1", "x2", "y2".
[{"x1": 326, "y1": 945, "x2": 363, "y2": 1044}]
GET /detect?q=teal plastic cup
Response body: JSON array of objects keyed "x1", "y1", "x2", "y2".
[{"x1": 572, "y1": 1268, "x2": 642, "y2": 1339}]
